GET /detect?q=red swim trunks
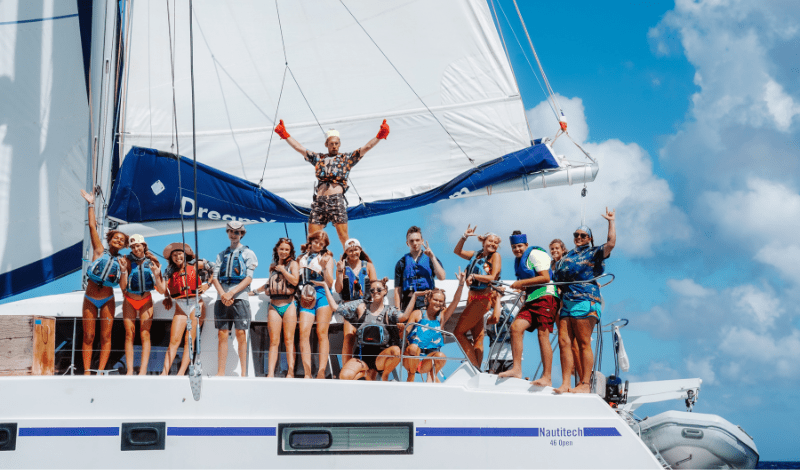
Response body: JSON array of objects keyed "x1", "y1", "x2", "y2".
[{"x1": 516, "y1": 296, "x2": 559, "y2": 333}]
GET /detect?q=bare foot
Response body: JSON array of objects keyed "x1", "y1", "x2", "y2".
[
  {"x1": 531, "y1": 377, "x2": 552, "y2": 387},
  {"x1": 498, "y1": 368, "x2": 522, "y2": 379},
  {"x1": 406, "y1": 374, "x2": 415, "y2": 382},
  {"x1": 286, "y1": 373, "x2": 294, "y2": 378},
  {"x1": 571, "y1": 382, "x2": 591, "y2": 393},
  {"x1": 304, "y1": 375, "x2": 312, "y2": 379},
  {"x1": 553, "y1": 383, "x2": 571, "y2": 394}
]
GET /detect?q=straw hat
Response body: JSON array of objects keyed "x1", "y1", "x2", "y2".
[{"x1": 162, "y1": 242, "x2": 195, "y2": 261}]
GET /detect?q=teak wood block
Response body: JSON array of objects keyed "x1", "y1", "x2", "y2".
[{"x1": 0, "y1": 316, "x2": 55, "y2": 376}]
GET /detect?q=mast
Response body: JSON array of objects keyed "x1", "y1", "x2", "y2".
[{"x1": 83, "y1": 0, "x2": 121, "y2": 285}]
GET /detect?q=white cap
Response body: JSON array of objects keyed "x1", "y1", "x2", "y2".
[
  {"x1": 344, "y1": 238, "x2": 361, "y2": 250},
  {"x1": 128, "y1": 234, "x2": 145, "y2": 245},
  {"x1": 326, "y1": 129, "x2": 340, "y2": 140}
]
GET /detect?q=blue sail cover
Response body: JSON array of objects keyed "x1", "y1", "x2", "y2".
[{"x1": 107, "y1": 144, "x2": 559, "y2": 225}]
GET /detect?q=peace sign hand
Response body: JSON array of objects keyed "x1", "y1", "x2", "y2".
[
  {"x1": 456, "y1": 267, "x2": 466, "y2": 285},
  {"x1": 463, "y1": 224, "x2": 477, "y2": 238},
  {"x1": 422, "y1": 240, "x2": 434, "y2": 257}
]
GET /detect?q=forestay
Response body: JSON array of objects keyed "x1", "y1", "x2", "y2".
[
  {"x1": 109, "y1": 0, "x2": 554, "y2": 230},
  {"x1": 0, "y1": 2, "x2": 89, "y2": 299}
]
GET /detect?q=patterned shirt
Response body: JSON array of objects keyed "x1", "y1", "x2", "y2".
[
  {"x1": 305, "y1": 149, "x2": 363, "y2": 191},
  {"x1": 554, "y1": 244, "x2": 607, "y2": 303}
]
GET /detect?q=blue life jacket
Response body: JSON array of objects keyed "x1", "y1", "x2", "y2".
[
  {"x1": 401, "y1": 253, "x2": 434, "y2": 292},
  {"x1": 86, "y1": 251, "x2": 122, "y2": 287},
  {"x1": 466, "y1": 250, "x2": 499, "y2": 291},
  {"x1": 126, "y1": 255, "x2": 156, "y2": 294},
  {"x1": 219, "y1": 246, "x2": 249, "y2": 283},
  {"x1": 344, "y1": 260, "x2": 369, "y2": 301},
  {"x1": 514, "y1": 246, "x2": 548, "y2": 280},
  {"x1": 409, "y1": 311, "x2": 443, "y2": 352}
]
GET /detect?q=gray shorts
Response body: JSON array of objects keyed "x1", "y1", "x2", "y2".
[{"x1": 214, "y1": 298, "x2": 251, "y2": 331}]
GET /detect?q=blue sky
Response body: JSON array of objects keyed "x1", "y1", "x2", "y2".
[{"x1": 4, "y1": 0, "x2": 799, "y2": 461}]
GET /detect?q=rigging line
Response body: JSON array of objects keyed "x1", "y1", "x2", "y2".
[
  {"x1": 283, "y1": 223, "x2": 289, "y2": 239},
  {"x1": 511, "y1": 0, "x2": 562, "y2": 122},
  {"x1": 488, "y1": 0, "x2": 534, "y2": 141},
  {"x1": 165, "y1": 0, "x2": 188, "y2": 262},
  {"x1": 337, "y1": 0, "x2": 476, "y2": 165},
  {"x1": 191, "y1": 11, "x2": 248, "y2": 180},
  {"x1": 190, "y1": 0, "x2": 202, "y2": 365},
  {"x1": 493, "y1": 0, "x2": 558, "y2": 122},
  {"x1": 275, "y1": 0, "x2": 287, "y2": 65},
  {"x1": 258, "y1": 65, "x2": 288, "y2": 186},
  {"x1": 287, "y1": 66, "x2": 325, "y2": 137}
]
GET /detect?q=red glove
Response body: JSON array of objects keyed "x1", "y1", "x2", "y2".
[
  {"x1": 376, "y1": 119, "x2": 390, "y2": 140},
  {"x1": 274, "y1": 119, "x2": 290, "y2": 140}
]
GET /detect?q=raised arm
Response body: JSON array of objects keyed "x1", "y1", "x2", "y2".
[
  {"x1": 151, "y1": 259, "x2": 166, "y2": 295},
  {"x1": 399, "y1": 290, "x2": 428, "y2": 323},
  {"x1": 601, "y1": 207, "x2": 616, "y2": 259},
  {"x1": 80, "y1": 189, "x2": 104, "y2": 260},
  {"x1": 453, "y1": 224, "x2": 477, "y2": 260},
  {"x1": 441, "y1": 268, "x2": 466, "y2": 326},
  {"x1": 334, "y1": 260, "x2": 345, "y2": 294},
  {"x1": 274, "y1": 120, "x2": 307, "y2": 156},
  {"x1": 423, "y1": 241, "x2": 446, "y2": 281},
  {"x1": 358, "y1": 119, "x2": 390, "y2": 156}
]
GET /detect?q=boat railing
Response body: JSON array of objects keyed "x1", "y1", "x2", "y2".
[{"x1": 398, "y1": 321, "x2": 478, "y2": 382}]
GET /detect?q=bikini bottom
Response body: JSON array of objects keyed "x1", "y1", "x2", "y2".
[
  {"x1": 271, "y1": 301, "x2": 295, "y2": 317},
  {"x1": 84, "y1": 294, "x2": 114, "y2": 310},
  {"x1": 124, "y1": 292, "x2": 152, "y2": 311}
]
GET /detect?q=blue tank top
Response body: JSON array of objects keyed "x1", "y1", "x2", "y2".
[
  {"x1": 86, "y1": 251, "x2": 122, "y2": 287},
  {"x1": 126, "y1": 255, "x2": 156, "y2": 294},
  {"x1": 409, "y1": 311, "x2": 443, "y2": 351}
]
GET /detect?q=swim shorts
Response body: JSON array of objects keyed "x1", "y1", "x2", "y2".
[
  {"x1": 516, "y1": 295, "x2": 559, "y2": 333},
  {"x1": 214, "y1": 298, "x2": 251, "y2": 330},
  {"x1": 299, "y1": 285, "x2": 330, "y2": 315},
  {"x1": 309, "y1": 193, "x2": 347, "y2": 226},
  {"x1": 559, "y1": 299, "x2": 601, "y2": 322}
]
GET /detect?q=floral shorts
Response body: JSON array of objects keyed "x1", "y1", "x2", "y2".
[{"x1": 309, "y1": 193, "x2": 347, "y2": 226}]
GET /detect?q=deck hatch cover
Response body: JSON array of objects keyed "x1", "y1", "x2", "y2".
[
  {"x1": 121, "y1": 422, "x2": 165, "y2": 451},
  {"x1": 0, "y1": 423, "x2": 17, "y2": 451},
  {"x1": 278, "y1": 422, "x2": 413, "y2": 455}
]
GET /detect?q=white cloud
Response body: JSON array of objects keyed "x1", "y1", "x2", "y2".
[
  {"x1": 438, "y1": 95, "x2": 690, "y2": 257},
  {"x1": 685, "y1": 357, "x2": 716, "y2": 385}
]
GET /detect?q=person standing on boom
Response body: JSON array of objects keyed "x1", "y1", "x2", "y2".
[
  {"x1": 211, "y1": 220, "x2": 258, "y2": 376},
  {"x1": 274, "y1": 119, "x2": 390, "y2": 249}
]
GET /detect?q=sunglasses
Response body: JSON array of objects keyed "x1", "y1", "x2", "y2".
[
  {"x1": 573, "y1": 232, "x2": 590, "y2": 239},
  {"x1": 227, "y1": 230, "x2": 245, "y2": 235},
  {"x1": 369, "y1": 287, "x2": 384, "y2": 293}
]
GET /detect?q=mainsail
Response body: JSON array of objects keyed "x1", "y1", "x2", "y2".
[
  {"x1": 106, "y1": 0, "x2": 573, "y2": 233},
  {"x1": 0, "y1": 1, "x2": 90, "y2": 299}
]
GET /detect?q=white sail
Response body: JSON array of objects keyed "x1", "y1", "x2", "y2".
[
  {"x1": 115, "y1": 0, "x2": 531, "y2": 214},
  {"x1": 0, "y1": 1, "x2": 89, "y2": 298}
]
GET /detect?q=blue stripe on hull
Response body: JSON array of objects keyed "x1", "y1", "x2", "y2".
[
  {"x1": 168, "y1": 427, "x2": 277, "y2": 436},
  {"x1": 19, "y1": 427, "x2": 119, "y2": 437},
  {"x1": 416, "y1": 427, "x2": 539, "y2": 437}
]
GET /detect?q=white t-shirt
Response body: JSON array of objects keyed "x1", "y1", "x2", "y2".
[{"x1": 524, "y1": 248, "x2": 557, "y2": 298}]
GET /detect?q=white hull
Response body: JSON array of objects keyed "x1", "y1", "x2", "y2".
[{"x1": 0, "y1": 366, "x2": 662, "y2": 469}]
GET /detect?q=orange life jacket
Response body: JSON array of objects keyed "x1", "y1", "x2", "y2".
[{"x1": 167, "y1": 265, "x2": 199, "y2": 299}]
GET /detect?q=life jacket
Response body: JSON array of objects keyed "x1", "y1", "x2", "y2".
[
  {"x1": 343, "y1": 260, "x2": 369, "y2": 301},
  {"x1": 514, "y1": 246, "x2": 547, "y2": 280},
  {"x1": 126, "y1": 255, "x2": 155, "y2": 294},
  {"x1": 86, "y1": 251, "x2": 122, "y2": 287},
  {"x1": 166, "y1": 264, "x2": 199, "y2": 299},
  {"x1": 408, "y1": 311, "x2": 443, "y2": 351},
  {"x1": 401, "y1": 253, "x2": 434, "y2": 292},
  {"x1": 299, "y1": 252, "x2": 324, "y2": 285},
  {"x1": 267, "y1": 266, "x2": 296, "y2": 298},
  {"x1": 466, "y1": 250, "x2": 499, "y2": 291},
  {"x1": 219, "y1": 246, "x2": 249, "y2": 283}
]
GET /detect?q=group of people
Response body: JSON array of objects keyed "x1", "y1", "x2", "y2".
[{"x1": 79, "y1": 119, "x2": 616, "y2": 392}]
